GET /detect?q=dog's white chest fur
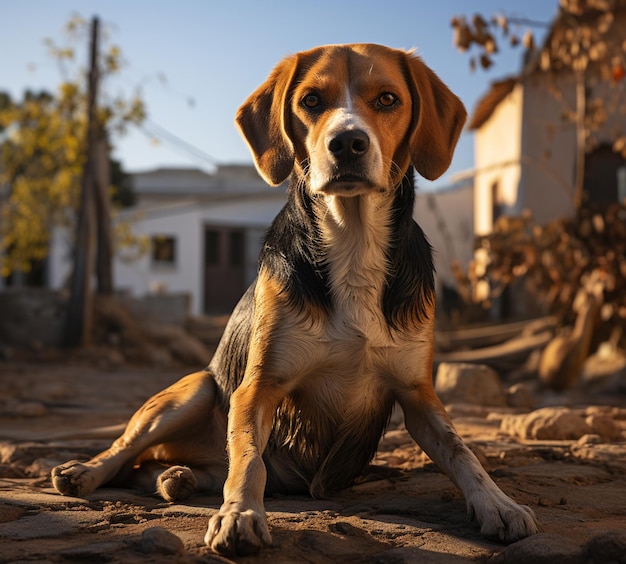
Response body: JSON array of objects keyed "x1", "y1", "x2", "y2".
[{"x1": 322, "y1": 194, "x2": 393, "y2": 348}]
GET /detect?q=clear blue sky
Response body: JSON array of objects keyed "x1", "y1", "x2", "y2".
[{"x1": 2, "y1": 1, "x2": 558, "y2": 187}]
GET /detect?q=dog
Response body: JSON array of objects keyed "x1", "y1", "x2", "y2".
[{"x1": 52, "y1": 44, "x2": 539, "y2": 555}]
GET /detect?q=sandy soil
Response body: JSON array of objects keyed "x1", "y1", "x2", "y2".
[{"x1": 1, "y1": 360, "x2": 625, "y2": 563}]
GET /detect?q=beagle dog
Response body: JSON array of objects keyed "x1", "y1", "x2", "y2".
[{"x1": 52, "y1": 44, "x2": 538, "y2": 555}]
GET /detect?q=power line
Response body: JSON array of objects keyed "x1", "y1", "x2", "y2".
[
  {"x1": 137, "y1": 118, "x2": 220, "y2": 169},
  {"x1": 99, "y1": 48, "x2": 221, "y2": 169}
]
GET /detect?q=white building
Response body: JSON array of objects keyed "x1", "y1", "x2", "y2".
[
  {"x1": 49, "y1": 165, "x2": 287, "y2": 316},
  {"x1": 48, "y1": 165, "x2": 474, "y2": 317},
  {"x1": 470, "y1": 6, "x2": 626, "y2": 235}
]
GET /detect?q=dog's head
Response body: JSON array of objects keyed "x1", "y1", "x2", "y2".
[{"x1": 236, "y1": 44, "x2": 466, "y2": 195}]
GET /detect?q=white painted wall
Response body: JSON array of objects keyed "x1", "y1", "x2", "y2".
[
  {"x1": 473, "y1": 83, "x2": 523, "y2": 235},
  {"x1": 48, "y1": 194, "x2": 286, "y2": 317},
  {"x1": 115, "y1": 205, "x2": 204, "y2": 313},
  {"x1": 518, "y1": 72, "x2": 577, "y2": 223},
  {"x1": 414, "y1": 183, "x2": 474, "y2": 287}
]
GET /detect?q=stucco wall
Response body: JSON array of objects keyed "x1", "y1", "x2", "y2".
[
  {"x1": 48, "y1": 197, "x2": 285, "y2": 317},
  {"x1": 414, "y1": 183, "x2": 474, "y2": 287},
  {"x1": 115, "y1": 206, "x2": 204, "y2": 314},
  {"x1": 519, "y1": 72, "x2": 577, "y2": 223},
  {"x1": 473, "y1": 83, "x2": 523, "y2": 235}
]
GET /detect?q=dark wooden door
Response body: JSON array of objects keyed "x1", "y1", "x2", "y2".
[
  {"x1": 203, "y1": 227, "x2": 246, "y2": 314},
  {"x1": 584, "y1": 144, "x2": 626, "y2": 204}
]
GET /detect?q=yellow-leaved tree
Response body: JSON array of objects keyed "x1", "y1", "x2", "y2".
[{"x1": 0, "y1": 16, "x2": 145, "y2": 282}]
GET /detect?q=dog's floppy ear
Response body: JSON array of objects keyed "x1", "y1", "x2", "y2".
[
  {"x1": 235, "y1": 55, "x2": 299, "y2": 186},
  {"x1": 404, "y1": 53, "x2": 467, "y2": 181}
]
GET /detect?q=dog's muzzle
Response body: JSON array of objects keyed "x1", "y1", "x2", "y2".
[{"x1": 319, "y1": 129, "x2": 378, "y2": 195}]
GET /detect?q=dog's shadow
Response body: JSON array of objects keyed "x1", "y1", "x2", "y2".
[
  {"x1": 262, "y1": 501, "x2": 494, "y2": 562},
  {"x1": 58, "y1": 484, "x2": 493, "y2": 560},
  {"x1": 249, "y1": 474, "x2": 494, "y2": 561}
]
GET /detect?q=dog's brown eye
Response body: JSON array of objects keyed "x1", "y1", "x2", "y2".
[
  {"x1": 377, "y1": 93, "x2": 398, "y2": 108},
  {"x1": 302, "y1": 93, "x2": 321, "y2": 109}
]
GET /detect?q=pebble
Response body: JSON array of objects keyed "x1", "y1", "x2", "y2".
[
  {"x1": 585, "y1": 414, "x2": 622, "y2": 440},
  {"x1": 140, "y1": 526, "x2": 185, "y2": 556}
]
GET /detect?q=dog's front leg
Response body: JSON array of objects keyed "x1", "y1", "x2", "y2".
[
  {"x1": 396, "y1": 342, "x2": 539, "y2": 543},
  {"x1": 205, "y1": 275, "x2": 302, "y2": 555},
  {"x1": 204, "y1": 377, "x2": 282, "y2": 555}
]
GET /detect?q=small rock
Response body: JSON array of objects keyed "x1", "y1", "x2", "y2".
[
  {"x1": 580, "y1": 346, "x2": 626, "y2": 392},
  {"x1": 585, "y1": 414, "x2": 622, "y2": 441},
  {"x1": 445, "y1": 403, "x2": 491, "y2": 418},
  {"x1": 140, "y1": 526, "x2": 185, "y2": 556},
  {"x1": 490, "y1": 533, "x2": 582, "y2": 563},
  {"x1": 500, "y1": 407, "x2": 591, "y2": 440},
  {"x1": 582, "y1": 530, "x2": 626, "y2": 564},
  {"x1": 506, "y1": 383, "x2": 535, "y2": 409},
  {"x1": 576, "y1": 434, "x2": 602, "y2": 446},
  {"x1": 435, "y1": 363, "x2": 507, "y2": 407}
]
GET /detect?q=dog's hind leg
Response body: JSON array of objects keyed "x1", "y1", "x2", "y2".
[
  {"x1": 52, "y1": 370, "x2": 223, "y2": 498},
  {"x1": 123, "y1": 460, "x2": 227, "y2": 502}
]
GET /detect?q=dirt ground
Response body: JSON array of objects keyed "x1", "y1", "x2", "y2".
[{"x1": 1, "y1": 359, "x2": 625, "y2": 563}]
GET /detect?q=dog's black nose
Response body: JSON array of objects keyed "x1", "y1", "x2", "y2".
[{"x1": 328, "y1": 130, "x2": 370, "y2": 162}]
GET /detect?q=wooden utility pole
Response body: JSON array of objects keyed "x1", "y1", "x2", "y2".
[
  {"x1": 65, "y1": 16, "x2": 100, "y2": 346},
  {"x1": 94, "y1": 126, "x2": 114, "y2": 295}
]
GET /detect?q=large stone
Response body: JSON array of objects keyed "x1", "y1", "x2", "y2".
[
  {"x1": 500, "y1": 407, "x2": 591, "y2": 440},
  {"x1": 435, "y1": 362, "x2": 507, "y2": 407},
  {"x1": 491, "y1": 533, "x2": 582, "y2": 564},
  {"x1": 582, "y1": 530, "x2": 626, "y2": 563}
]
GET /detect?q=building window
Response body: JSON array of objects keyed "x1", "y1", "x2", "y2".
[{"x1": 151, "y1": 235, "x2": 177, "y2": 266}]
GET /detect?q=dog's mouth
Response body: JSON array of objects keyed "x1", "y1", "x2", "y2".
[{"x1": 321, "y1": 175, "x2": 377, "y2": 196}]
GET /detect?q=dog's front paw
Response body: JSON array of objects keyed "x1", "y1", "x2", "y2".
[
  {"x1": 468, "y1": 490, "x2": 540, "y2": 543},
  {"x1": 157, "y1": 465, "x2": 197, "y2": 502},
  {"x1": 204, "y1": 504, "x2": 272, "y2": 556},
  {"x1": 51, "y1": 460, "x2": 99, "y2": 497}
]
